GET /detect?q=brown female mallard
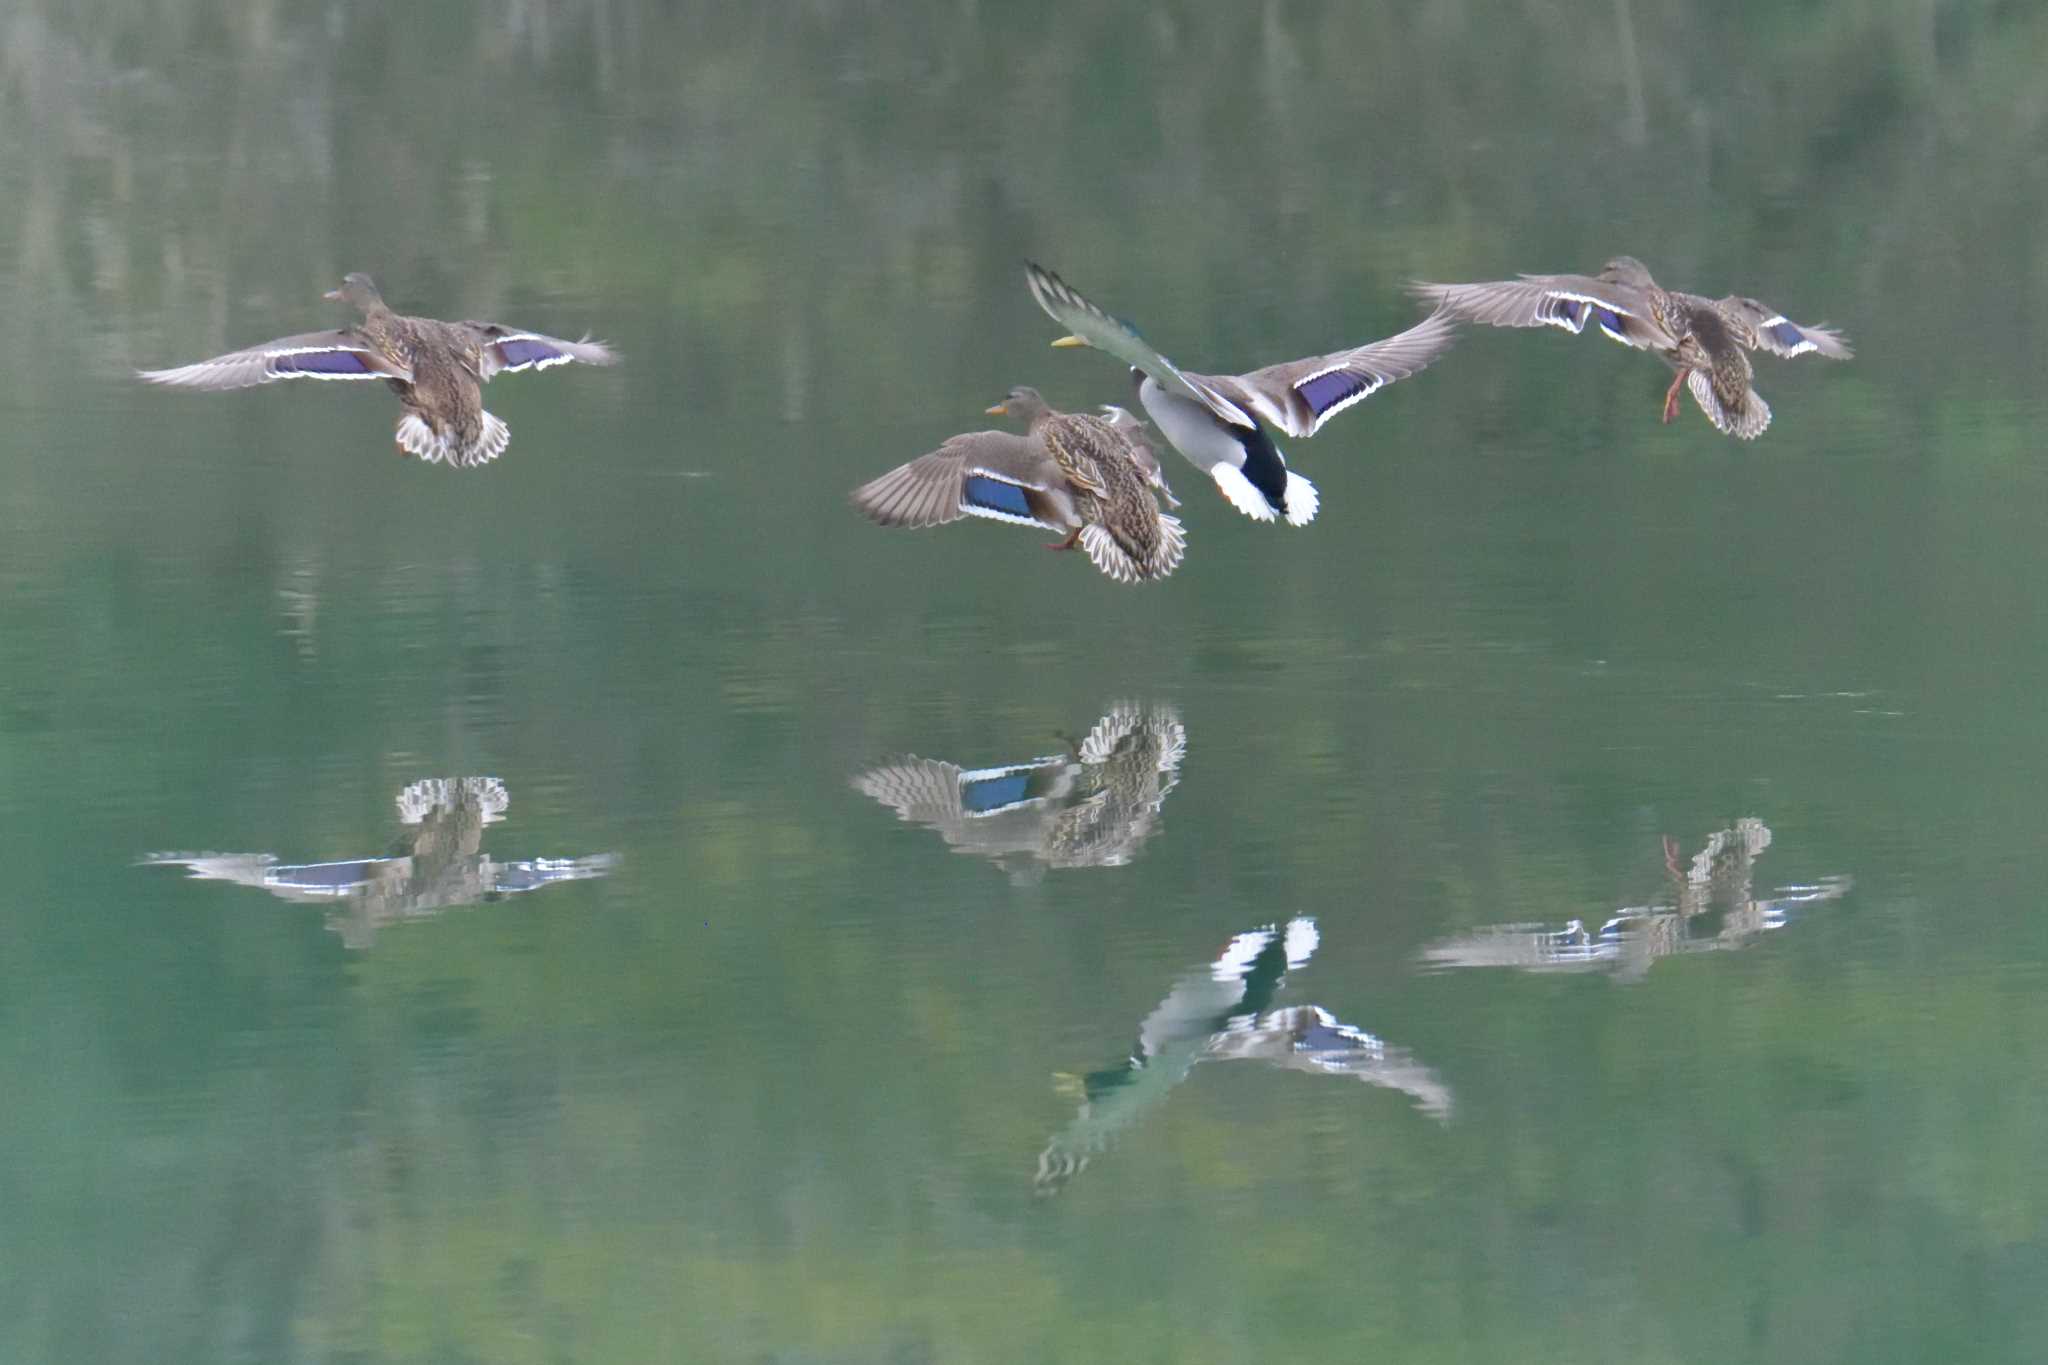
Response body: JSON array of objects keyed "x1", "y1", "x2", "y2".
[
  {"x1": 139, "y1": 273, "x2": 616, "y2": 467},
  {"x1": 850, "y1": 700, "x2": 1188, "y2": 874},
  {"x1": 1413, "y1": 257, "x2": 1850, "y2": 439},
  {"x1": 850, "y1": 386, "x2": 1186, "y2": 584}
]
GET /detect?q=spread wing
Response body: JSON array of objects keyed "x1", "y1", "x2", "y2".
[
  {"x1": 851, "y1": 755, "x2": 1078, "y2": 850},
  {"x1": 1713, "y1": 296, "x2": 1854, "y2": 360},
  {"x1": 850, "y1": 429, "x2": 1067, "y2": 530},
  {"x1": 137, "y1": 329, "x2": 411, "y2": 389},
  {"x1": 464, "y1": 323, "x2": 618, "y2": 379},
  {"x1": 1202, "y1": 307, "x2": 1460, "y2": 438},
  {"x1": 1412, "y1": 274, "x2": 1676, "y2": 353},
  {"x1": 1025, "y1": 262, "x2": 1256, "y2": 429}
]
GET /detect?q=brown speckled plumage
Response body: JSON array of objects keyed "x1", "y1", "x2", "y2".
[
  {"x1": 850, "y1": 386, "x2": 1186, "y2": 584},
  {"x1": 1037, "y1": 410, "x2": 1176, "y2": 583},
  {"x1": 1414, "y1": 256, "x2": 1851, "y2": 439},
  {"x1": 139, "y1": 273, "x2": 615, "y2": 467}
]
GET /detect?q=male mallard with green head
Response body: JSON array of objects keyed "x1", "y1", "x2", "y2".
[
  {"x1": 1026, "y1": 263, "x2": 1459, "y2": 527},
  {"x1": 850, "y1": 386, "x2": 1186, "y2": 584},
  {"x1": 1412, "y1": 257, "x2": 1851, "y2": 439},
  {"x1": 139, "y1": 273, "x2": 616, "y2": 467}
]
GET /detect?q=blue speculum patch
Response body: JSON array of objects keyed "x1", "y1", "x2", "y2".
[
  {"x1": 1297, "y1": 370, "x2": 1370, "y2": 416},
  {"x1": 1548, "y1": 297, "x2": 1585, "y2": 326},
  {"x1": 280, "y1": 350, "x2": 372, "y2": 374},
  {"x1": 1768, "y1": 321, "x2": 1804, "y2": 349},
  {"x1": 962, "y1": 474, "x2": 1034, "y2": 520},
  {"x1": 1594, "y1": 307, "x2": 1624, "y2": 334},
  {"x1": 265, "y1": 858, "x2": 384, "y2": 889},
  {"x1": 497, "y1": 338, "x2": 561, "y2": 368},
  {"x1": 961, "y1": 772, "x2": 1034, "y2": 813}
]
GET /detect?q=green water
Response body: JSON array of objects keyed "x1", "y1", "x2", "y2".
[{"x1": 5, "y1": 3, "x2": 2048, "y2": 1361}]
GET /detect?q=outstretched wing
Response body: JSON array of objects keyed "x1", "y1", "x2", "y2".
[
  {"x1": 464, "y1": 323, "x2": 619, "y2": 378},
  {"x1": 1412, "y1": 274, "x2": 1676, "y2": 353},
  {"x1": 1203, "y1": 307, "x2": 1460, "y2": 438},
  {"x1": 1025, "y1": 262, "x2": 1256, "y2": 430},
  {"x1": 1713, "y1": 296, "x2": 1854, "y2": 360},
  {"x1": 850, "y1": 429, "x2": 1067, "y2": 530},
  {"x1": 138, "y1": 329, "x2": 410, "y2": 389}
]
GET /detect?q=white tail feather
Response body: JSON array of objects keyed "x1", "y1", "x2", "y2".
[
  {"x1": 1282, "y1": 470, "x2": 1320, "y2": 526},
  {"x1": 471, "y1": 411, "x2": 511, "y2": 466},
  {"x1": 1078, "y1": 525, "x2": 1141, "y2": 583},
  {"x1": 1077, "y1": 512, "x2": 1186, "y2": 585},
  {"x1": 395, "y1": 413, "x2": 445, "y2": 463},
  {"x1": 1686, "y1": 371, "x2": 1772, "y2": 440},
  {"x1": 1153, "y1": 512, "x2": 1187, "y2": 577},
  {"x1": 394, "y1": 410, "x2": 511, "y2": 468},
  {"x1": 1282, "y1": 917, "x2": 1320, "y2": 968},
  {"x1": 1210, "y1": 464, "x2": 1277, "y2": 521}
]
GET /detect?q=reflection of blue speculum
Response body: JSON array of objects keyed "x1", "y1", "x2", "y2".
[
  {"x1": 1035, "y1": 917, "x2": 1451, "y2": 1196},
  {"x1": 142, "y1": 777, "x2": 616, "y2": 948},
  {"x1": 852, "y1": 702, "x2": 1186, "y2": 877},
  {"x1": 1420, "y1": 818, "x2": 1850, "y2": 982}
]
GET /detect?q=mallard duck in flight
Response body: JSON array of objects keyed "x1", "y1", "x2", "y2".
[
  {"x1": 1026, "y1": 262, "x2": 1458, "y2": 526},
  {"x1": 139, "y1": 273, "x2": 616, "y2": 467},
  {"x1": 849, "y1": 386, "x2": 1187, "y2": 584},
  {"x1": 1412, "y1": 257, "x2": 1850, "y2": 438}
]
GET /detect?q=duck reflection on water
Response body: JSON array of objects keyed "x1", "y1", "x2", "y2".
[
  {"x1": 1420, "y1": 818, "x2": 1850, "y2": 982},
  {"x1": 143, "y1": 777, "x2": 615, "y2": 947},
  {"x1": 1035, "y1": 917, "x2": 1451, "y2": 1196},
  {"x1": 852, "y1": 701, "x2": 1185, "y2": 876}
]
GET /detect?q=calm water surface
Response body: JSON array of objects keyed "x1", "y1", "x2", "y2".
[{"x1": 6, "y1": 3, "x2": 2048, "y2": 1361}]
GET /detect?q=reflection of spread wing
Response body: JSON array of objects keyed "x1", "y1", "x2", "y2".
[
  {"x1": 1422, "y1": 864, "x2": 1851, "y2": 980},
  {"x1": 484, "y1": 854, "x2": 619, "y2": 894},
  {"x1": 852, "y1": 755, "x2": 1081, "y2": 866},
  {"x1": 144, "y1": 852, "x2": 282, "y2": 890},
  {"x1": 140, "y1": 852, "x2": 410, "y2": 904},
  {"x1": 143, "y1": 775, "x2": 616, "y2": 947},
  {"x1": 1211, "y1": 1006, "x2": 1454, "y2": 1121},
  {"x1": 852, "y1": 757, "x2": 976, "y2": 825},
  {"x1": 1419, "y1": 919, "x2": 1612, "y2": 972}
]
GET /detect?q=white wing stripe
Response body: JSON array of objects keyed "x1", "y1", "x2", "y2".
[
  {"x1": 1550, "y1": 289, "x2": 1636, "y2": 316},
  {"x1": 958, "y1": 505, "x2": 1048, "y2": 528}
]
